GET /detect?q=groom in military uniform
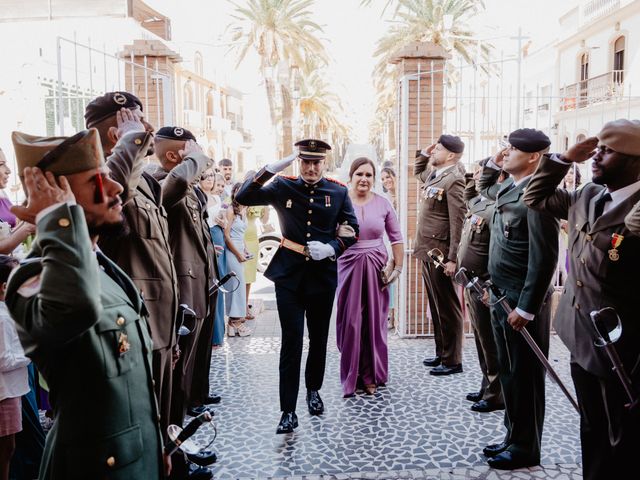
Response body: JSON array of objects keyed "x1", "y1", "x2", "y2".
[{"x1": 236, "y1": 139, "x2": 359, "y2": 434}]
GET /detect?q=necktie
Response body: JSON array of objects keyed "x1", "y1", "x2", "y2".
[
  {"x1": 428, "y1": 171, "x2": 437, "y2": 182},
  {"x1": 499, "y1": 182, "x2": 514, "y2": 197},
  {"x1": 593, "y1": 192, "x2": 612, "y2": 220}
]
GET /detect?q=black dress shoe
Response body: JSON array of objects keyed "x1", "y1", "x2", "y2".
[
  {"x1": 429, "y1": 363, "x2": 463, "y2": 376},
  {"x1": 422, "y1": 356, "x2": 441, "y2": 367},
  {"x1": 186, "y1": 450, "x2": 217, "y2": 467},
  {"x1": 187, "y1": 466, "x2": 213, "y2": 479},
  {"x1": 466, "y1": 391, "x2": 483, "y2": 402},
  {"x1": 276, "y1": 411, "x2": 298, "y2": 434},
  {"x1": 204, "y1": 394, "x2": 221, "y2": 405},
  {"x1": 487, "y1": 450, "x2": 539, "y2": 470},
  {"x1": 186, "y1": 405, "x2": 211, "y2": 417},
  {"x1": 306, "y1": 390, "x2": 324, "y2": 415},
  {"x1": 471, "y1": 400, "x2": 505, "y2": 413},
  {"x1": 482, "y1": 440, "x2": 509, "y2": 457}
]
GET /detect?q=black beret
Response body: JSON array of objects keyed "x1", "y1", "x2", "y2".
[
  {"x1": 295, "y1": 138, "x2": 331, "y2": 160},
  {"x1": 438, "y1": 134, "x2": 465, "y2": 154},
  {"x1": 508, "y1": 128, "x2": 551, "y2": 153},
  {"x1": 155, "y1": 126, "x2": 196, "y2": 142},
  {"x1": 84, "y1": 92, "x2": 143, "y2": 128}
]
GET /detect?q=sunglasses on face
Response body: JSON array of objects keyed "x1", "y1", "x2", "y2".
[{"x1": 201, "y1": 174, "x2": 215, "y2": 180}]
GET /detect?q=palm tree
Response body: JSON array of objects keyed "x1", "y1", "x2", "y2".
[{"x1": 228, "y1": 0, "x2": 329, "y2": 156}]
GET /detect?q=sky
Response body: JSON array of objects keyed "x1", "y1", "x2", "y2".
[{"x1": 145, "y1": 0, "x2": 569, "y2": 152}]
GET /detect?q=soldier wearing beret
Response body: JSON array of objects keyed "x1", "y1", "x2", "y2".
[
  {"x1": 8, "y1": 129, "x2": 168, "y2": 479},
  {"x1": 525, "y1": 119, "x2": 640, "y2": 480},
  {"x1": 150, "y1": 127, "x2": 218, "y2": 476},
  {"x1": 236, "y1": 139, "x2": 359, "y2": 434},
  {"x1": 478, "y1": 128, "x2": 559, "y2": 470},
  {"x1": 85, "y1": 92, "x2": 180, "y2": 442},
  {"x1": 456, "y1": 161, "x2": 505, "y2": 412},
  {"x1": 414, "y1": 134, "x2": 466, "y2": 375}
]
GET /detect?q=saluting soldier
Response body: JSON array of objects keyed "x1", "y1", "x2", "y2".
[
  {"x1": 414, "y1": 135, "x2": 466, "y2": 375},
  {"x1": 236, "y1": 139, "x2": 359, "y2": 434},
  {"x1": 456, "y1": 162, "x2": 504, "y2": 412},
  {"x1": 150, "y1": 127, "x2": 218, "y2": 479},
  {"x1": 524, "y1": 119, "x2": 640, "y2": 480},
  {"x1": 84, "y1": 91, "x2": 179, "y2": 439},
  {"x1": 8, "y1": 129, "x2": 168, "y2": 479},
  {"x1": 478, "y1": 129, "x2": 559, "y2": 470}
]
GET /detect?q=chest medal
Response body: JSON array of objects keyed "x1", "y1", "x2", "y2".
[{"x1": 608, "y1": 233, "x2": 624, "y2": 261}]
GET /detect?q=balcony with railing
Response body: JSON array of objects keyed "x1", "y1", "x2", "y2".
[
  {"x1": 580, "y1": 0, "x2": 620, "y2": 25},
  {"x1": 559, "y1": 70, "x2": 624, "y2": 111}
]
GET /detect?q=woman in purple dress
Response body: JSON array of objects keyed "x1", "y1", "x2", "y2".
[{"x1": 336, "y1": 157, "x2": 404, "y2": 397}]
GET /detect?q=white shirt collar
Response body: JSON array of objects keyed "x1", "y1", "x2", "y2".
[
  {"x1": 603, "y1": 180, "x2": 640, "y2": 214},
  {"x1": 513, "y1": 174, "x2": 533, "y2": 188}
]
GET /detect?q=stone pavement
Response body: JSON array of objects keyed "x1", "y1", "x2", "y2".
[{"x1": 197, "y1": 276, "x2": 583, "y2": 479}]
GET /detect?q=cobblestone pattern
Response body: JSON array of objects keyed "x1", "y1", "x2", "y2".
[{"x1": 193, "y1": 329, "x2": 581, "y2": 480}]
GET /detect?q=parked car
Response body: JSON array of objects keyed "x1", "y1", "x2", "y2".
[{"x1": 257, "y1": 207, "x2": 281, "y2": 273}]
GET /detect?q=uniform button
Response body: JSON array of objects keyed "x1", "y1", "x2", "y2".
[
  {"x1": 309, "y1": 199, "x2": 314, "y2": 203},
  {"x1": 134, "y1": 138, "x2": 142, "y2": 145},
  {"x1": 575, "y1": 223, "x2": 579, "y2": 228},
  {"x1": 576, "y1": 280, "x2": 583, "y2": 287},
  {"x1": 307, "y1": 221, "x2": 311, "y2": 226},
  {"x1": 308, "y1": 210, "x2": 312, "y2": 214},
  {"x1": 306, "y1": 233, "x2": 311, "y2": 238},
  {"x1": 310, "y1": 190, "x2": 315, "y2": 194},
  {"x1": 152, "y1": 379, "x2": 156, "y2": 387},
  {"x1": 580, "y1": 258, "x2": 586, "y2": 264},
  {"x1": 157, "y1": 415, "x2": 161, "y2": 422},
  {"x1": 192, "y1": 213, "x2": 198, "y2": 220},
  {"x1": 305, "y1": 184, "x2": 309, "y2": 188},
  {"x1": 188, "y1": 269, "x2": 193, "y2": 275},
  {"x1": 585, "y1": 234, "x2": 592, "y2": 241},
  {"x1": 116, "y1": 316, "x2": 125, "y2": 327},
  {"x1": 575, "y1": 303, "x2": 581, "y2": 310},
  {"x1": 146, "y1": 203, "x2": 151, "y2": 209},
  {"x1": 106, "y1": 456, "x2": 116, "y2": 467},
  {"x1": 305, "y1": 257, "x2": 310, "y2": 261},
  {"x1": 58, "y1": 218, "x2": 70, "y2": 227}
]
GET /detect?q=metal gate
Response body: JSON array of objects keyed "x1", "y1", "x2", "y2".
[
  {"x1": 392, "y1": 53, "x2": 640, "y2": 338},
  {"x1": 50, "y1": 36, "x2": 174, "y2": 136}
]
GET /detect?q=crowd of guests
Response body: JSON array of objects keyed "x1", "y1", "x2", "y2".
[{"x1": 0, "y1": 84, "x2": 638, "y2": 480}]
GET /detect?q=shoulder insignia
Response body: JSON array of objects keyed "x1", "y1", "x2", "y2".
[
  {"x1": 325, "y1": 177, "x2": 347, "y2": 187},
  {"x1": 17, "y1": 274, "x2": 42, "y2": 298},
  {"x1": 279, "y1": 175, "x2": 297, "y2": 181}
]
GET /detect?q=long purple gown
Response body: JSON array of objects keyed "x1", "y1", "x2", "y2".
[{"x1": 336, "y1": 193, "x2": 403, "y2": 396}]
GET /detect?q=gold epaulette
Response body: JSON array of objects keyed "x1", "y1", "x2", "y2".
[
  {"x1": 325, "y1": 177, "x2": 346, "y2": 187},
  {"x1": 279, "y1": 174, "x2": 297, "y2": 181}
]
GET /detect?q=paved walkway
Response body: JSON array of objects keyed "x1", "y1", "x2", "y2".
[{"x1": 197, "y1": 276, "x2": 583, "y2": 479}]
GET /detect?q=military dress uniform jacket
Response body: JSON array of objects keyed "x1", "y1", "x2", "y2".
[
  {"x1": 152, "y1": 152, "x2": 217, "y2": 319},
  {"x1": 625, "y1": 199, "x2": 640, "y2": 236},
  {"x1": 235, "y1": 168, "x2": 359, "y2": 293},
  {"x1": 457, "y1": 180, "x2": 495, "y2": 280},
  {"x1": 524, "y1": 156, "x2": 640, "y2": 377},
  {"x1": 99, "y1": 131, "x2": 178, "y2": 350},
  {"x1": 7, "y1": 204, "x2": 162, "y2": 480},
  {"x1": 413, "y1": 153, "x2": 466, "y2": 262},
  {"x1": 479, "y1": 166, "x2": 559, "y2": 314}
]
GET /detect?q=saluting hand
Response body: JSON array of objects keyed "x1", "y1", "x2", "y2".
[
  {"x1": 11, "y1": 167, "x2": 75, "y2": 224},
  {"x1": 492, "y1": 148, "x2": 509, "y2": 168},
  {"x1": 420, "y1": 144, "x2": 436, "y2": 157},
  {"x1": 114, "y1": 107, "x2": 146, "y2": 139},
  {"x1": 179, "y1": 139, "x2": 203, "y2": 159},
  {"x1": 562, "y1": 136, "x2": 598, "y2": 163},
  {"x1": 267, "y1": 148, "x2": 299, "y2": 173}
]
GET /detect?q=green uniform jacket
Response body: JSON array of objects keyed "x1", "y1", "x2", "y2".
[
  {"x1": 413, "y1": 153, "x2": 466, "y2": 263},
  {"x1": 479, "y1": 166, "x2": 559, "y2": 314},
  {"x1": 524, "y1": 156, "x2": 640, "y2": 377},
  {"x1": 7, "y1": 204, "x2": 162, "y2": 480}
]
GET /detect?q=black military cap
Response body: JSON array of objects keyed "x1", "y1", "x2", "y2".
[
  {"x1": 295, "y1": 138, "x2": 331, "y2": 161},
  {"x1": 155, "y1": 126, "x2": 196, "y2": 141},
  {"x1": 437, "y1": 134, "x2": 465, "y2": 154},
  {"x1": 508, "y1": 128, "x2": 551, "y2": 153},
  {"x1": 84, "y1": 91, "x2": 143, "y2": 128}
]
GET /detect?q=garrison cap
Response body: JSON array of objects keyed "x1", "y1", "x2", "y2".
[
  {"x1": 84, "y1": 91, "x2": 143, "y2": 128},
  {"x1": 437, "y1": 134, "x2": 465, "y2": 154},
  {"x1": 508, "y1": 128, "x2": 551, "y2": 153},
  {"x1": 295, "y1": 138, "x2": 331, "y2": 161},
  {"x1": 12, "y1": 129, "x2": 105, "y2": 184},
  {"x1": 155, "y1": 126, "x2": 196, "y2": 142},
  {"x1": 597, "y1": 119, "x2": 640, "y2": 156}
]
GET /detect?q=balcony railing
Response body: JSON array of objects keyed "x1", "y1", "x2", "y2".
[
  {"x1": 581, "y1": 0, "x2": 620, "y2": 24},
  {"x1": 559, "y1": 70, "x2": 624, "y2": 111}
]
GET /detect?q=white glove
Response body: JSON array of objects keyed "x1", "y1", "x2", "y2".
[
  {"x1": 307, "y1": 241, "x2": 335, "y2": 261},
  {"x1": 384, "y1": 268, "x2": 402, "y2": 285},
  {"x1": 266, "y1": 150, "x2": 298, "y2": 174}
]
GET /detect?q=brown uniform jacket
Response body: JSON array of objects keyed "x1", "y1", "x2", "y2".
[
  {"x1": 99, "y1": 132, "x2": 179, "y2": 350},
  {"x1": 152, "y1": 153, "x2": 217, "y2": 319},
  {"x1": 457, "y1": 179, "x2": 494, "y2": 280},
  {"x1": 413, "y1": 153, "x2": 465, "y2": 262},
  {"x1": 525, "y1": 156, "x2": 640, "y2": 378}
]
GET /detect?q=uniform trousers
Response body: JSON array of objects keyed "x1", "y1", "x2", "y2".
[
  {"x1": 152, "y1": 346, "x2": 174, "y2": 439},
  {"x1": 490, "y1": 288, "x2": 551, "y2": 462},
  {"x1": 421, "y1": 260, "x2": 464, "y2": 365},
  {"x1": 190, "y1": 298, "x2": 217, "y2": 407},
  {"x1": 570, "y1": 361, "x2": 640, "y2": 480},
  {"x1": 275, "y1": 284, "x2": 334, "y2": 412},
  {"x1": 463, "y1": 289, "x2": 503, "y2": 405}
]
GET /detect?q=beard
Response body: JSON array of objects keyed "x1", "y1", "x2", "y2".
[{"x1": 89, "y1": 214, "x2": 129, "y2": 239}]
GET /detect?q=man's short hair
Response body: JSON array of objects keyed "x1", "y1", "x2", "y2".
[{"x1": 219, "y1": 158, "x2": 232, "y2": 167}]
